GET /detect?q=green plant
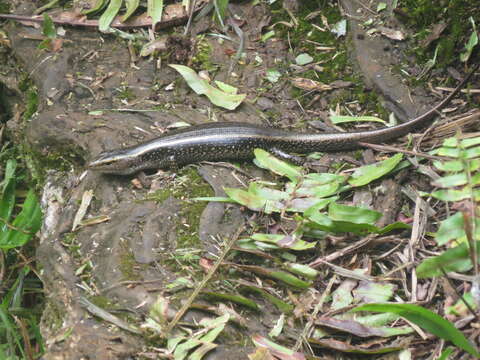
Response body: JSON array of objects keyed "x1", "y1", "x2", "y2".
[{"x1": 0, "y1": 159, "x2": 43, "y2": 358}]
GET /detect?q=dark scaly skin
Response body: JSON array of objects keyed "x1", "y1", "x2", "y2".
[{"x1": 88, "y1": 64, "x2": 479, "y2": 175}]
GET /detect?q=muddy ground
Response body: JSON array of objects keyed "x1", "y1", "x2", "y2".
[{"x1": 1, "y1": 0, "x2": 479, "y2": 359}]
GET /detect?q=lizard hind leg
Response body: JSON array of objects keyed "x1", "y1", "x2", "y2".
[{"x1": 269, "y1": 148, "x2": 306, "y2": 166}]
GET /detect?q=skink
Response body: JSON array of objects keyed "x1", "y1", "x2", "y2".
[{"x1": 88, "y1": 65, "x2": 478, "y2": 175}]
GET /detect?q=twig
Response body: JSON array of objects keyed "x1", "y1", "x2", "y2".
[
  {"x1": 358, "y1": 142, "x2": 452, "y2": 161},
  {"x1": 294, "y1": 276, "x2": 336, "y2": 352},
  {"x1": 184, "y1": 0, "x2": 197, "y2": 36},
  {"x1": 79, "y1": 296, "x2": 141, "y2": 334},
  {"x1": 309, "y1": 235, "x2": 375, "y2": 268},
  {"x1": 163, "y1": 225, "x2": 244, "y2": 336}
]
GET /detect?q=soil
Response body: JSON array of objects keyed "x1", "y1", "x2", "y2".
[{"x1": 0, "y1": 0, "x2": 479, "y2": 359}]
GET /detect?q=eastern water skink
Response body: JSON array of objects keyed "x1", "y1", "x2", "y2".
[{"x1": 88, "y1": 65, "x2": 478, "y2": 175}]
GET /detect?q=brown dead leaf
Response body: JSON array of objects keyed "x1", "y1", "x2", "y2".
[
  {"x1": 378, "y1": 26, "x2": 406, "y2": 41},
  {"x1": 248, "y1": 346, "x2": 276, "y2": 360},
  {"x1": 200, "y1": 257, "x2": 214, "y2": 273},
  {"x1": 50, "y1": 38, "x2": 64, "y2": 52},
  {"x1": 315, "y1": 316, "x2": 391, "y2": 337},
  {"x1": 421, "y1": 22, "x2": 447, "y2": 47},
  {"x1": 309, "y1": 338, "x2": 403, "y2": 354},
  {"x1": 329, "y1": 80, "x2": 353, "y2": 89},
  {"x1": 291, "y1": 77, "x2": 332, "y2": 92}
]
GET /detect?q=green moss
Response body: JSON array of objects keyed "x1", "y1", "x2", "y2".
[
  {"x1": 146, "y1": 167, "x2": 214, "y2": 249},
  {"x1": 267, "y1": 0, "x2": 385, "y2": 116},
  {"x1": 399, "y1": 0, "x2": 480, "y2": 67},
  {"x1": 191, "y1": 35, "x2": 217, "y2": 72},
  {"x1": 89, "y1": 295, "x2": 115, "y2": 310},
  {"x1": 0, "y1": 1, "x2": 9, "y2": 14},
  {"x1": 115, "y1": 85, "x2": 136, "y2": 101},
  {"x1": 119, "y1": 249, "x2": 142, "y2": 281}
]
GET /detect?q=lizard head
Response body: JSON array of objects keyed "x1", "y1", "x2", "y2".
[{"x1": 87, "y1": 149, "x2": 142, "y2": 175}]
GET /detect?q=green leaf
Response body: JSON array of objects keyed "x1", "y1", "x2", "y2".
[
  {"x1": 148, "y1": 0, "x2": 164, "y2": 30},
  {"x1": 330, "y1": 115, "x2": 386, "y2": 124},
  {"x1": 0, "y1": 160, "x2": 17, "y2": 233},
  {"x1": 437, "y1": 348, "x2": 454, "y2": 360},
  {"x1": 42, "y1": 14, "x2": 56, "y2": 39},
  {"x1": 0, "y1": 189, "x2": 42, "y2": 250},
  {"x1": 202, "y1": 292, "x2": 259, "y2": 310},
  {"x1": 224, "y1": 187, "x2": 267, "y2": 212},
  {"x1": 352, "y1": 303, "x2": 480, "y2": 358},
  {"x1": 284, "y1": 263, "x2": 319, "y2": 280},
  {"x1": 266, "y1": 69, "x2": 281, "y2": 83},
  {"x1": 431, "y1": 188, "x2": 480, "y2": 202},
  {"x1": 251, "y1": 233, "x2": 316, "y2": 251},
  {"x1": 435, "y1": 212, "x2": 465, "y2": 245},
  {"x1": 331, "y1": 19, "x2": 347, "y2": 37},
  {"x1": 213, "y1": 0, "x2": 228, "y2": 25},
  {"x1": 269, "y1": 270, "x2": 311, "y2": 289},
  {"x1": 252, "y1": 335, "x2": 304, "y2": 358},
  {"x1": 121, "y1": 0, "x2": 140, "y2": 22},
  {"x1": 353, "y1": 281, "x2": 395, "y2": 303},
  {"x1": 248, "y1": 182, "x2": 289, "y2": 201},
  {"x1": 328, "y1": 203, "x2": 381, "y2": 225},
  {"x1": 99, "y1": 0, "x2": 123, "y2": 32},
  {"x1": 241, "y1": 285, "x2": 293, "y2": 313},
  {"x1": 295, "y1": 53, "x2": 313, "y2": 65},
  {"x1": 214, "y1": 81, "x2": 238, "y2": 94},
  {"x1": 253, "y1": 149, "x2": 302, "y2": 182},
  {"x1": 261, "y1": 30, "x2": 275, "y2": 42},
  {"x1": 377, "y1": 221, "x2": 411, "y2": 234},
  {"x1": 82, "y1": 0, "x2": 107, "y2": 15},
  {"x1": 377, "y1": 2, "x2": 387, "y2": 12},
  {"x1": 287, "y1": 173, "x2": 344, "y2": 198},
  {"x1": 169, "y1": 64, "x2": 246, "y2": 110},
  {"x1": 349, "y1": 154, "x2": 403, "y2": 187},
  {"x1": 460, "y1": 17, "x2": 478, "y2": 62},
  {"x1": 433, "y1": 173, "x2": 469, "y2": 188},
  {"x1": 416, "y1": 241, "x2": 479, "y2": 278}
]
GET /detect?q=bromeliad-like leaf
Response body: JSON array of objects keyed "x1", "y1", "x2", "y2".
[
  {"x1": 253, "y1": 149, "x2": 302, "y2": 182},
  {"x1": 169, "y1": 64, "x2": 246, "y2": 110},
  {"x1": 224, "y1": 187, "x2": 267, "y2": 212},
  {"x1": 352, "y1": 303, "x2": 480, "y2": 358},
  {"x1": 99, "y1": 0, "x2": 123, "y2": 32},
  {"x1": 349, "y1": 153, "x2": 403, "y2": 187}
]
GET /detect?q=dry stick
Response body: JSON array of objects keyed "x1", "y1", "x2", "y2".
[
  {"x1": 164, "y1": 225, "x2": 244, "y2": 336},
  {"x1": 357, "y1": 142, "x2": 451, "y2": 161},
  {"x1": 309, "y1": 234, "x2": 375, "y2": 268},
  {"x1": 12, "y1": 315, "x2": 34, "y2": 360},
  {"x1": 294, "y1": 275, "x2": 337, "y2": 352},
  {"x1": 183, "y1": 0, "x2": 197, "y2": 36}
]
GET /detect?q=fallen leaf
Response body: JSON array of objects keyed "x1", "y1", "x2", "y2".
[
  {"x1": 291, "y1": 77, "x2": 332, "y2": 92},
  {"x1": 378, "y1": 26, "x2": 405, "y2": 41}
]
